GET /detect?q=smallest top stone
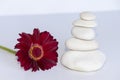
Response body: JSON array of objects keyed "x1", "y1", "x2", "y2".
[{"x1": 80, "y1": 11, "x2": 96, "y2": 21}]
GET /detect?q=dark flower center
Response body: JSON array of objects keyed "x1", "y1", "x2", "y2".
[{"x1": 29, "y1": 44, "x2": 44, "y2": 61}]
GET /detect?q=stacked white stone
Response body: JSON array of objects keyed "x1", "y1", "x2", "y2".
[{"x1": 61, "y1": 12, "x2": 106, "y2": 72}]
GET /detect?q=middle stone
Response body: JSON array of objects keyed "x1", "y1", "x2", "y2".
[
  {"x1": 66, "y1": 38, "x2": 98, "y2": 51},
  {"x1": 72, "y1": 27, "x2": 95, "y2": 40}
]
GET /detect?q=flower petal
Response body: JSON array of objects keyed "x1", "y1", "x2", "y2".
[
  {"x1": 17, "y1": 33, "x2": 32, "y2": 49},
  {"x1": 37, "y1": 57, "x2": 57, "y2": 70},
  {"x1": 39, "y1": 31, "x2": 53, "y2": 45},
  {"x1": 15, "y1": 43, "x2": 29, "y2": 52},
  {"x1": 32, "y1": 28, "x2": 41, "y2": 44},
  {"x1": 44, "y1": 51, "x2": 58, "y2": 62},
  {"x1": 43, "y1": 40, "x2": 58, "y2": 52}
]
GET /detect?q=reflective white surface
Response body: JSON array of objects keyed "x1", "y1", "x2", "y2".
[{"x1": 0, "y1": 11, "x2": 120, "y2": 80}]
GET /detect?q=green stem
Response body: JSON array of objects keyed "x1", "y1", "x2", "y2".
[{"x1": 0, "y1": 45, "x2": 16, "y2": 54}]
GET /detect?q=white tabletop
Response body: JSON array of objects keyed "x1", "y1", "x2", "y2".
[{"x1": 0, "y1": 11, "x2": 120, "y2": 80}]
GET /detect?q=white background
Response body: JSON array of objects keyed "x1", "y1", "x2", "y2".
[
  {"x1": 0, "y1": 0, "x2": 120, "y2": 15},
  {"x1": 0, "y1": 1, "x2": 120, "y2": 80}
]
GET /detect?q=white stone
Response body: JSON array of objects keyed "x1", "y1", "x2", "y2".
[
  {"x1": 80, "y1": 12, "x2": 96, "y2": 20},
  {"x1": 61, "y1": 50, "x2": 106, "y2": 72},
  {"x1": 66, "y1": 38, "x2": 98, "y2": 51},
  {"x1": 72, "y1": 27, "x2": 95, "y2": 40},
  {"x1": 73, "y1": 19, "x2": 97, "y2": 28}
]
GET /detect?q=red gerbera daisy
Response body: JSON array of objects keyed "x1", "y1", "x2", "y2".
[{"x1": 15, "y1": 28, "x2": 58, "y2": 72}]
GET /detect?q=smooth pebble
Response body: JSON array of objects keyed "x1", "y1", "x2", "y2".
[
  {"x1": 72, "y1": 27, "x2": 95, "y2": 40},
  {"x1": 73, "y1": 19, "x2": 97, "y2": 28},
  {"x1": 66, "y1": 38, "x2": 98, "y2": 51},
  {"x1": 61, "y1": 50, "x2": 106, "y2": 72},
  {"x1": 80, "y1": 12, "x2": 96, "y2": 20}
]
